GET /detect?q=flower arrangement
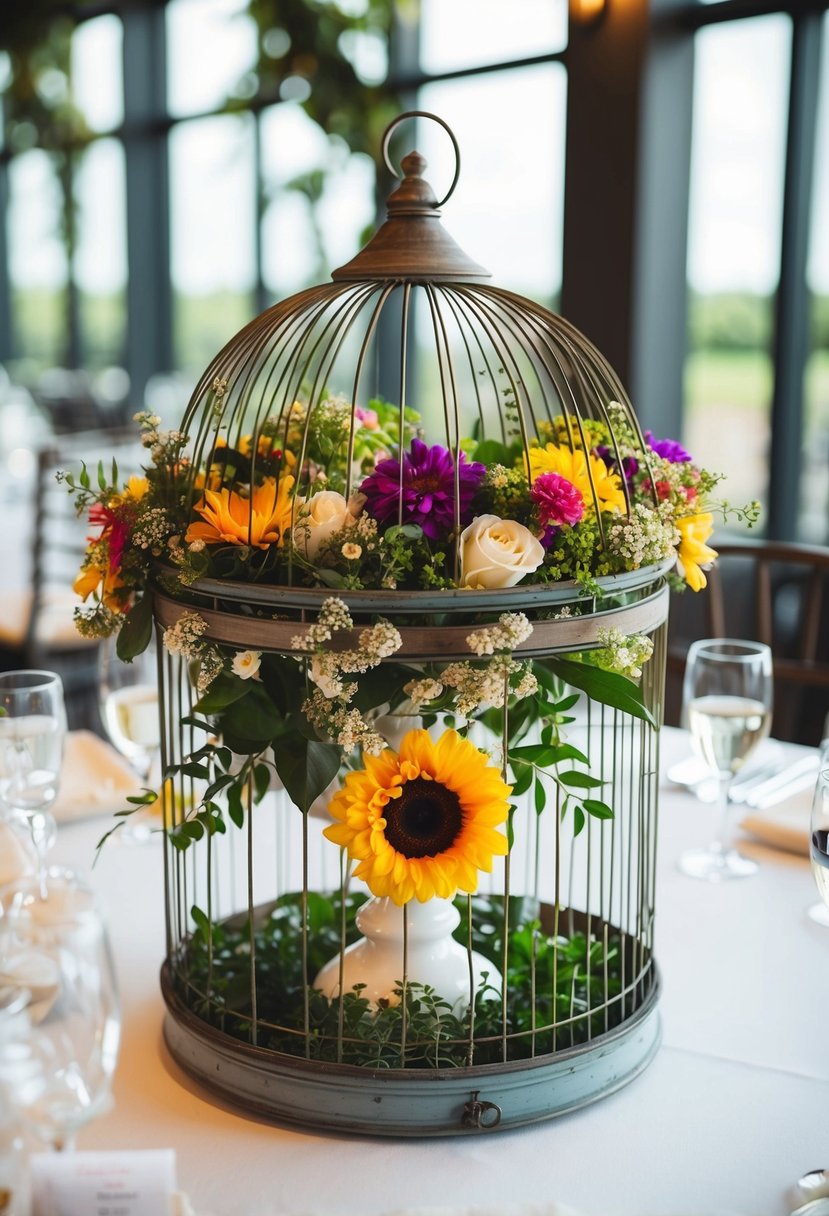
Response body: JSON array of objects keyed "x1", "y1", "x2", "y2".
[{"x1": 63, "y1": 398, "x2": 757, "y2": 654}]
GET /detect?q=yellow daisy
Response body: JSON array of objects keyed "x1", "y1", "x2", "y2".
[
  {"x1": 324, "y1": 728, "x2": 511, "y2": 906},
  {"x1": 185, "y1": 474, "x2": 295, "y2": 550},
  {"x1": 676, "y1": 512, "x2": 718, "y2": 591},
  {"x1": 527, "y1": 443, "x2": 626, "y2": 514}
]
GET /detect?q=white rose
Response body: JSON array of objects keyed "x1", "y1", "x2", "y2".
[
  {"x1": 232, "y1": 650, "x2": 262, "y2": 680},
  {"x1": 294, "y1": 491, "x2": 360, "y2": 563},
  {"x1": 459, "y1": 514, "x2": 545, "y2": 589}
]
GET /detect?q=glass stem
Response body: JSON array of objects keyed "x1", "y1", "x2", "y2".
[
  {"x1": 29, "y1": 810, "x2": 56, "y2": 899},
  {"x1": 710, "y1": 775, "x2": 733, "y2": 857}
]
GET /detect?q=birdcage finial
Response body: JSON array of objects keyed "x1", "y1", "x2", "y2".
[{"x1": 332, "y1": 111, "x2": 491, "y2": 283}]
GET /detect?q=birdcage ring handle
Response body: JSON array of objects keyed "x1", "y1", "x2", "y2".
[{"x1": 382, "y1": 110, "x2": 461, "y2": 207}]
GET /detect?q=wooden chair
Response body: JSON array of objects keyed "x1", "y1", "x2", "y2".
[
  {"x1": 0, "y1": 429, "x2": 143, "y2": 730},
  {"x1": 666, "y1": 539, "x2": 829, "y2": 745}
]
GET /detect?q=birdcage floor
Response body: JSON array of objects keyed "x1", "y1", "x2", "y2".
[
  {"x1": 160, "y1": 892, "x2": 660, "y2": 1135},
  {"x1": 164, "y1": 893, "x2": 654, "y2": 1070}
]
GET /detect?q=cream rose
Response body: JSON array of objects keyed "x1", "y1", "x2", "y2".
[
  {"x1": 459, "y1": 514, "x2": 545, "y2": 589},
  {"x1": 231, "y1": 649, "x2": 262, "y2": 680},
  {"x1": 294, "y1": 491, "x2": 361, "y2": 563}
]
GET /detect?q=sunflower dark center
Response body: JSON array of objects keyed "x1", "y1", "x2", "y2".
[{"x1": 384, "y1": 777, "x2": 462, "y2": 859}]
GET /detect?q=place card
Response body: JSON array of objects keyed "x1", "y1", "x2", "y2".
[{"x1": 30, "y1": 1149, "x2": 176, "y2": 1216}]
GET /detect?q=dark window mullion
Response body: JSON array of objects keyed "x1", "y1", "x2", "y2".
[
  {"x1": 0, "y1": 161, "x2": 12, "y2": 364},
  {"x1": 767, "y1": 10, "x2": 823, "y2": 540}
]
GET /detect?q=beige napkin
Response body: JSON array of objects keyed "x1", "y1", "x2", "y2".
[
  {"x1": 739, "y1": 785, "x2": 812, "y2": 856},
  {"x1": 53, "y1": 730, "x2": 140, "y2": 824}
]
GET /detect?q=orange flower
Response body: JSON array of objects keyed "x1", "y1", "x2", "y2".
[
  {"x1": 185, "y1": 475, "x2": 295, "y2": 549},
  {"x1": 73, "y1": 561, "x2": 125, "y2": 612}
]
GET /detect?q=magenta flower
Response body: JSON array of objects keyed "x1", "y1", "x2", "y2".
[
  {"x1": 645, "y1": 431, "x2": 692, "y2": 463},
  {"x1": 530, "y1": 472, "x2": 585, "y2": 529},
  {"x1": 359, "y1": 438, "x2": 485, "y2": 540}
]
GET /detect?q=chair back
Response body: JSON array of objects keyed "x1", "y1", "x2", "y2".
[
  {"x1": 667, "y1": 539, "x2": 829, "y2": 744},
  {"x1": 6, "y1": 429, "x2": 145, "y2": 730}
]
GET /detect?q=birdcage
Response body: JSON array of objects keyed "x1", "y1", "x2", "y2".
[{"x1": 153, "y1": 112, "x2": 674, "y2": 1135}]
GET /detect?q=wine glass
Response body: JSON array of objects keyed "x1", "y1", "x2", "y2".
[
  {"x1": 99, "y1": 637, "x2": 161, "y2": 841},
  {"x1": 808, "y1": 767, "x2": 829, "y2": 927},
  {"x1": 0, "y1": 672, "x2": 66, "y2": 896},
  {"x1": 679, "y1": 639, "x2": 773, "y2": 881},
  {"x1": 0, "y1": 871, "x2": 120, "y2": 1152}
]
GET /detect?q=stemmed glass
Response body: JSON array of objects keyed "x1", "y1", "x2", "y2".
[
  {"x1": 679, "y1": 639, "x2": 773, "y2": 881},
  {"x1": 99, "y1": 637, "x2": 161, "y2": 841},
  {"x1": 808, "y1": 767, "x2": 829, "y2": 927},
  {"x1": 0, "y1": 871, "x2": 121, "y2": 1152},
  {"x1": 0, "y1": 672, "x2": 66, "y2": 896},
  {"x1": 99, "y1": 636, "x2": 160, "y2": 782}
]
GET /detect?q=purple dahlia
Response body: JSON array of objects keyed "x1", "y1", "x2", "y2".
[
  {"x1": 594, "y1": 444, "x2": 639, "y2": 483},
  {"x1": 645, "y1": 431, "x2": 692, "y2": 464},
  {"x1": 359, "y1": 438, "x2": 485, "y2": 540}
]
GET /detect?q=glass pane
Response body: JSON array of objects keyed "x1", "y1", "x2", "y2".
[
  {"x1": 802, "y1": 13, "x2": 829, "y2": 544},
  {"x1": 71, "y1": 14, "x2": 123, "y2": 133},
  {"x1": 684, "y1": 15, "x2": 791, "y2": 527},
  {"x1": 260, "y1": 103, "x2": 376, "y2": 297},
  {"x1": 419, "y1": 64, "x2": 566, "y2": 305},
  {"x1": 74, "y1": 139, "x2": 127, "y2": 370},
  {"x1": 169, "y1": 114, "x2": 257, "y2": 372},
  {"x1": 7, "y1": 149, "x2": 69, "y2": 375},
  {"x1": 419, "y1": 0, "x2": 567, "y2": 74},
  {"x1": 167, "y1": 0, "x2": 258, "y2": 118}
]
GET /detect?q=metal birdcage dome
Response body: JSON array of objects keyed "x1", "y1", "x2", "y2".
[{"x1": 156, "y1": 112, "x2": 668, "y2": 1136}]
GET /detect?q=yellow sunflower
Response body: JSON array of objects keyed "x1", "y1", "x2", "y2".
[
  {"x1": 676, "y1": 512, "x2": 718, "y2": 591},
  {"x1": 324, "y1": 728, "x2": 511, "y2": 906},
  {"x1": 527, "y1": 443, "x2": 625, "y2": 513},
  {"x1": 185, "y1": 474, "x2": 295, "y2": 549}
]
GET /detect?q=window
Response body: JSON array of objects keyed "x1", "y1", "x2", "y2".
[{"x1": 684, "y1": 14, "x2": 792, "y2": 521}]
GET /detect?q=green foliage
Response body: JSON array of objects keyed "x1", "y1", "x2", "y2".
[{"x1": 178, "y1": 891, "x2": 624, "y2": 1068}]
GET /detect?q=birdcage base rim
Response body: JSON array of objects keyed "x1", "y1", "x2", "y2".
[{"x1": 160, "y1": 961, "x2": 661, "y2": 1136}]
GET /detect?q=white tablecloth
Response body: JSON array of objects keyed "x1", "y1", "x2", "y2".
[{"x1": 50, "y1": 727, "x2": 827, "y2": 1216}]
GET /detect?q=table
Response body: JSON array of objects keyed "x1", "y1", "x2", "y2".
[{"x1": 51, "y1": 727, "x2": 827, "y2": 1216}]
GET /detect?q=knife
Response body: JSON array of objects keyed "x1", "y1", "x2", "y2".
[{"x1": 742, "y1": 755, "x2": 820, "y2": 809}]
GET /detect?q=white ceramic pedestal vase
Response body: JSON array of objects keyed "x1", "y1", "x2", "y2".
[{"x1": 314, "y1": 895, "x2": 501, "y2": 1013}]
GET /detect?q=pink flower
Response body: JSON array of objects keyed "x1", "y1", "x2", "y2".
[
  {"x1": 530, "y1": 472, "x2": 584, "y2": 528},
  {"x1": 355, "y1": 406, "x2": 379, "y2": 430}
]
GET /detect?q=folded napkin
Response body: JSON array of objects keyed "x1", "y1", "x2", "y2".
[
  {"x1": 53, "y1": 730, "x2": 140, "y2": 824},
  {"x1": 739, "y1": 784, "x2": 812, "y2": 856}
]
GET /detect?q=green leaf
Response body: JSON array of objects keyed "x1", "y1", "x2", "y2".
[
  {"x1": 191, "y1": 904, "x2": 211, "y2": 940},
  {"x1": 253, "y1": 763, "x2": 271, "y2": 802},
  {"x1": 220, "y1": 685, "x2": 283, "y2": 742},
  {"x1": 97, "y1": 460, "x2": 108, "y2": 491},
  {"x1": 180, "y1": 762, "x2": 211, "y2": 780},
  {"x1": 510, "y1": 763, "x2": 533, "y2": 797},
  {"x1": 79, "y1": 462, "x2": 90, "y2": 490},
  {"x1": 315, "y1": 568, "x2": 347, "y2": 588},
  {"x1": 583, "y1": 798, "x2": 614, "y2": 820},
  {"x1": 557, "y1": 770, "x2": 604, "y2": 789},
  {"x1": 548, "y1": 656, "x2": 655, "y2": 726},
  {"x1": 506, "y1": 803, "x2": 517, "y2": 851},
  {"x1": 471, "y1": 438, "x2": 510, "y2": 466},
  {"x1": 274, "y1": 738, "x2": 340, "y2": 813},
  {"x1": 116, "y1": 594, "x2": 154, "y2": 661},
  {"x1": 193, "y1": 674, "x2": 251, "y2": 713},
  {"x1": 227, "y1": 781, "x2": 244, "y2": 828},
  {"x1": 534, "y1": 777, "x2": 547, "y2": 815},
  {"x1": 573, "y1": 806, "x2": 586, "y2": 837},
  {"x1": 180, "y1": 715, "x2": 211, "y2": 731}
]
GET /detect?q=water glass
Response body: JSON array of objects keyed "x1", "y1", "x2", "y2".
[{"x1": 679, "y1": 639, "x2": 773, "y2": 881}]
